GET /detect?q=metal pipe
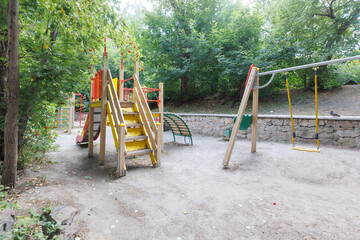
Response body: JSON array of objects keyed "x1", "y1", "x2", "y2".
[
  {"x1": 253, "y1": 73, "x2": 275, "y2": 89},
  {"x1": 258, "y1": 55, "x2": 360, "y2": 76}
]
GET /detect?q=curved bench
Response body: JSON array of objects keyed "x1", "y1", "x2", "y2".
[{"x1": 163, "y1": 113, "x2": 193, "y2": 145}]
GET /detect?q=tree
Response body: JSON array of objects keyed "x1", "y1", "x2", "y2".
[
  {"x1": 0, "y1": 0, "x2": 131, "y2": 186},
  {"x1": 2, "y1": 0, "x2": 19, "y2": 188},
  {"x1": 260, "y1": 0, "x2": 360, "y2": 89}
]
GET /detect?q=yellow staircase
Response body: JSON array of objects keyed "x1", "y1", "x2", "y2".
[
  {"x1": 105, "y1": 69, "x2": 160, "y2": 178},
  {"x1": 120, "y1": 101, "x2": 156, "y2": 163}
]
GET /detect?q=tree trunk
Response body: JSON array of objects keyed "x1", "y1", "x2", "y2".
[
  {"x1": 0, "y1": 43, "x2": 6, "y2": 163},
  {"x1": 2, "y1": 0, "x2": 19, "y2": 188},
  {"x1": 180, "y1": 75, "x2": 188, "y2": 101},
  {"x1": 0, "y1": 1, "x2": 8, "y2": 163}
]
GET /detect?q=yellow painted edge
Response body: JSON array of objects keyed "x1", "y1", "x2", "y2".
[
  {"x1": 90, "y1": 101, "x2": 102, "y2": 108},
  {"x1": 107, "y1": 103, "x2": 119, "y2": 149},
  {"x1": 149, "y1": 152, "x2": 157, "y2": 165}
]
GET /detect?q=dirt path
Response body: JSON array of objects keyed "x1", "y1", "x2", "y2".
[{"x1": 16, "y1": 127, "x2": 360, "y2": 239}]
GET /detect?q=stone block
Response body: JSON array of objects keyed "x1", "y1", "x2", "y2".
[
  {"x1": 283, "y1": 120, "x2": 292, "y2": 126},
  {"x1": 338, "y1": 138, "x2": 357, "y2": 148},
  {"x1": 299, "y1": 120, "x2": 309, "y2": 127},
  {"x1": 0, "y1": 208, "x2": 15, "y2": 233},
  {"x1": 257, "y1": 119, "x2": 265, "y2": 125},
  {"x1": 324, "y1": 127, "x2": 335, "y2": 133},
  {"x1": 333, "y1": 121, "x2": 354, "y2": 130},
  {"x1": 356, "y1": 137, "x2": 360, "y2": 148},
  {"x1": 319, "y1": 120, "x2": 326, "y2": 126},
  {"x1": 264, "y1": 118, "x2": 272, "y2": 124},
  {"x1": 336, "y1": 129, "x2": 358, "y2": 138},
  {"x1": 48, "y1": 205, "x2": 79, "y2": 240},
  {"x1": 272, "y1": 119, "x2": 284, "y2": 126},
  {"x1": 259, "y1": 132, "x2": 270, "y2": 141},
  {"x1": 308, "y1": 120, "x2": 316, "y2": 127},
  {"x1": 224, "y1": 118, "x2": 233, "y2": 124}
]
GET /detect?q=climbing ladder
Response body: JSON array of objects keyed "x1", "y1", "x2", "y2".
[
  {"x1": 77, "y1": 59, "x2": 162, "y2": 178},
  {"x1": 108, "y1": 100, "x2": 157, "y2": 166}
]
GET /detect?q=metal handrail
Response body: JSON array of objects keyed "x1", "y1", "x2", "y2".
[{"x1": 258, "y1": 55, "x2": 360, "y2": 77}]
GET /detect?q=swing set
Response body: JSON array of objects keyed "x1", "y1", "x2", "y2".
[{"x1": 223, "y1": 55, "x2": 360, "y2": 168}]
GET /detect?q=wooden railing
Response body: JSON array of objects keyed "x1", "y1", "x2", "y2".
[{"x1": 133, "y1": 79, "x2": 158, "y2": 151}]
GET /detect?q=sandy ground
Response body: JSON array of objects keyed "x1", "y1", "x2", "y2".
[{"x1": 16, "y1": 127, "x2": 360, "y2": 239}]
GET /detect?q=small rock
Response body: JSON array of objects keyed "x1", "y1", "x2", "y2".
[
  {"x1": 47, "y1": 204, "x2": 80, "y2": 240},
  {"x1": 0, "y1": 208, "x2": 15, "y2": 233}
]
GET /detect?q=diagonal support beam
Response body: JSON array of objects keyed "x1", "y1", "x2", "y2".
[{"x1": 223, "y1": 67, "x2": 258, "y2": 168}]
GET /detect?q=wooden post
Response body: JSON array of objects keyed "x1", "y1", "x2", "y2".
[
  {"x1": 119, "y1": 65, "x2": 124, "y2": 101},
  {"x1": 159, "y1": 83, "x2": 164, "y2": 149},
  {"x1": 251, "y1": 69, "x2": 260, "y2": 153},
  {"x1": 99, "y1": 54, "x2": 108, "y2": 165},
  {"x1": 155, "y1": 122, "x2": 161, "y2": 167},
  {"x1": 117, "y1": 124, "x2": 126, "y2": 177},
  {"x1": 222, "y1": 67, "x2": 258, "y2": 168},
  {"x1": 88, "y1": 106, "x2": 94, "y2": 158},
  {"x1": 134, "y1": 61, "x2": 139, "y2": 82}
]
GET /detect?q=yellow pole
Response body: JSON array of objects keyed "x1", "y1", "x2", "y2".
[
  {"x1": 285, "y1": 73, "x2": 295, "y2": 145},
  {"x1": 314, "y1": 67, "x2": 320, "y2": 148}
]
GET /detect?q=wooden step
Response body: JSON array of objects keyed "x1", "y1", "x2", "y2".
[
  {"x1": 120, "y1": 101, "x2": 135, "y2": 108},
  {"x1": 123, "y1": 112, "x2": 139, "y2": 115},
  {"x1": 127, "y1": 123, "x2": 143, "y2": 128},
  {"x1": 126, "y1": 148, "x2": 153, "y2": 157},
  {"x1": 125, "y1": 135, "x2": 148, "y2": 142}
]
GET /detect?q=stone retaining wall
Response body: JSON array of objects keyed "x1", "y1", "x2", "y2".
[{"x1": 177, "y1": 113, "x2": 360, "y2": 148}]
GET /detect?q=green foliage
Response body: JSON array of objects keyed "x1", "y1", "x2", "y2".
[
  {"x1": 0, "y1": 185, "x2": 12, "y2": 210},
  {"x1": 1, "y1": 0, "x2": 134, "y2": 168},
  {"x1": 140, "y1": 0, "x2": 224, "y2": 102},
  {"x1": 10, "y1": 207, "x2": 61, "y2": 240},
  {"x1": 18, "y1": 102, "x2": 58, "y2": 169},
  {"x1": 335, "y1": 61, "x2": 360, "y2": 85}
]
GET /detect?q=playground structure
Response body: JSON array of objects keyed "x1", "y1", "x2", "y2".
[
  {"x1": 74, "y1": 40, "x2": 193, "y2": 178},
  {"x1": 223, "y1": 55, "x2": 360, "y2": 168},
  {"x1": 54, "y1": 94, "x2": 75, "y2": 133},
  {"x1": 75, "y1": 50, "x2": 164, "y2": 177}
]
